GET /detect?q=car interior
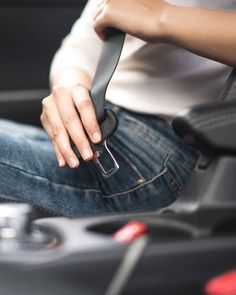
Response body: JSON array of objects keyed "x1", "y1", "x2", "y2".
[{"x1": 0, "y1": 0, "x2": 236, "y2": 294}]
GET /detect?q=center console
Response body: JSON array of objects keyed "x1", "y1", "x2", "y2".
[{"x1": 0, "y1": 202, "x2": 236, "y2": 295}]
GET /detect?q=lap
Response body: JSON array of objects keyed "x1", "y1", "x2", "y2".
[{"x1": 0, "y1": 106, "x2": 199, "y2": 217}]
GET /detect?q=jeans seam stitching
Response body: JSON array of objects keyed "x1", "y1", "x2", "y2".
[
  {"x1": 102, "y1": 155, "x2": 169, "y2": 198},
  {"x1": 169, "y1": 154, "x2": 193, "y2": 174},
  {"x1": 164, "y1": 169, "x2": 181, "y2": 195},
  {"x1": 108, "y1": 141, "x2": 145, "y2": 181},
  {"x1": 123, "y1": 116, "x2": 197, "y2": 174},
  {"x1": 123, "y1": 117, "x2": 169, "y2": 154},
  {"x1": 0, "y1": 161, "x2": 103, "y2": 194}
]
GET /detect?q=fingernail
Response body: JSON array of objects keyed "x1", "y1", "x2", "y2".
[
  {"x1": 58, "y1": 159, "x2": 64, "y2": 167},
  {"x1": 93, "y1": 131, "x2": 101, "y2": 143},
  {"x1": 82, "y1": 148, "x2": 92, "y2": 160},
  {"x1": 68, "y1": 157, "x2": 78, "y2": 168}
]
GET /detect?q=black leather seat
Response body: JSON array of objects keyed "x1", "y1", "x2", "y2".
[
  {"x1": 173, "y1": 70, "x2": 236, "y2": 155},
  {"x1": 169, "y1": 68, "x2": 236, "y2": 213}
]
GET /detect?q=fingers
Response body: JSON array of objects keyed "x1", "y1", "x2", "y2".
[
  {"x1": 53, "y1": 85, "x2": 95, "y2": 161},
  {"x1": 53, "y1": 141, "x2": 66, "y2": 167},
  {"x1": 40, "y1": 113, "x2": 66, "y2": 167},
  {"x1": 72, "y1": 86, "x2": 102, "y2": 144},
  {"x1": 93, "y1": 0, "x2": 105, "y2": 21},
  {"x1": 41, "y1": 84, "x2": 102, "y2": 169},
  {"x1": 41, "y1": 95, "x2": 80, "y2": 168},
  {"x1": 93, "y1": 0, "x2": 106, "y2": 20},
  {"x1": 93, "y1": 0, "x2": 112, "y2": 40}
]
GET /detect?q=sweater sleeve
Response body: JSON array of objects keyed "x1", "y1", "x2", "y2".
[{"x1": 49, "y1": 0, "x2": 103, "y2": 82}]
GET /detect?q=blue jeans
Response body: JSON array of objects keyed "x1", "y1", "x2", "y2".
[{"x1": 0, "y1": 102, "x2": 199, "y2": 217}]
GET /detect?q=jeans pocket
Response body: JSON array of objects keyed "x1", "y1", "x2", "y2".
[
  {"x1": 96, "y1": 142, "x2": 145, "y2": 197},
  {"x1": 98, "y1": 108, "x2": 196, "y2": 201},
  {"x1": 98, "y1": 141, "x2": 170, "y2": 198},
  {"x1": 122, "y1": 114, "x2": 168, "y2": 155},
  {"x1": 96, "y1": 111, "x2": 173, "y2": 197},
  {"x1": 163, "y1": 154, "x2": 194, "y2": 198},
  {"x1": 100, "y1": 154, "x2": 175, "y2": 213}
]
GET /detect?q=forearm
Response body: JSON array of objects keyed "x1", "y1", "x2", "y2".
[
  {"x1": 94, "y1": 0, "x2": 236, "y2": 67},
  {"x1": 162, "y1": 5, "x2": 236, "y2": 67},
  {"x1": 51, "y1": 67, "x2": 92, "y2": 89}
]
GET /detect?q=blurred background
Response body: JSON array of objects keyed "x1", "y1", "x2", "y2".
[
  {"x1": 0, "y1": 0, "x2": 87, "y2": 90},
  {"x1": 0, "y1": 0, "x2": 87, "y2": 125}
]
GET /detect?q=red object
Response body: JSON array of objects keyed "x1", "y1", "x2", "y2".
[
  {"x1": 112, "y1": 221, "x2": 148, "y2": 244},
  {"x1": 205, "y1": 270, "x2": 236, "y2": 295}
]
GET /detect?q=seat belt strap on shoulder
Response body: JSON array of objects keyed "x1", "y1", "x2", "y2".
[{"x1": 72, "y1": 29, "x2": 126, "y2": 178}]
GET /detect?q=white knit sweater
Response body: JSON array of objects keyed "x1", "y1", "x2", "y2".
[{"x1": 50, "y1": 0, "x2": 235, "y2": 117}]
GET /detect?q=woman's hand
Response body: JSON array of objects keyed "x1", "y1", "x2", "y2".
[
  {"x1": 94, "y1": 0, "x2": 236, "y2": 67},
  {"x1": 93, "y1": 0, "x2": 171, "y2": 42},
  {"x1": 41, "y1": 84, "x2": 102, "y2": 168}
]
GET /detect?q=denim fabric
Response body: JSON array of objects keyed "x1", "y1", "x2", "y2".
[{"x1": 0, "y1": 102, "x2": 199, "y2": 217}]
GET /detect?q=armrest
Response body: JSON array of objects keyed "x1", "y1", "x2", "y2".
[
  {"x1": 172, "y1": 69, "x2": 236, "y2": 155},
  {"x1": 0, "y1": 89, "x2": 48, "y2": 126}
]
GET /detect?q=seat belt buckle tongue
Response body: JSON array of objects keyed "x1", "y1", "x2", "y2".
[{"x1": 93, "y1": 140, "x2": 119, "y2": 178}]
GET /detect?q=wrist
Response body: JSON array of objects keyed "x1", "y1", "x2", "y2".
[
  {"x1": 155, "y1": 3, "x2": 182, "y2": 43},
  {"x1": 51, "y1": 67, "x2": 92, "y2": 89}
]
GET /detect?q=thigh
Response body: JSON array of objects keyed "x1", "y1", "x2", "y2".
[
  {"x1": 95, "y1": 104, "x2": 199, "y2": 213},
  {"x1": 0, "y1": 119, "x2": 98, "y2": 188},
  {"x1": 0, "y1": 119, "x2": 48, "y2": 141},
  {"x1": 0, "y1": 120, "x2": 113, "y2": 216},
  {"x1": 0, "y1": 114, "x2": 199, "y2": 217}
]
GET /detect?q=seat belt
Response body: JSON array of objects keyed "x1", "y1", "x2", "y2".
[{"x1": 72, "y1": 29, "x2": 126, "y2": 178}]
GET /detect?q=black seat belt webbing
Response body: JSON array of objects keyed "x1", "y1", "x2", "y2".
[
  {"x1": 90, "y1": 29, "x2": 126, "y2": 123},
  {"x1": 72, "y1": 29, "x2": 126, "y2": 177}
]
